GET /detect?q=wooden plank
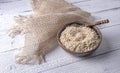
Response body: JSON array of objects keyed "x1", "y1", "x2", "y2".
[
  {"x1": 0, "y1": 0, "x2": 21, "y2": 3},
  {"x1": 42, "y1": 49, "x2": 120, "y2": 73},
  {"x1": 0, "y1": 0, "x2": 120, "y2": 14},
  {"x1": 0, "y1": 0, "x2": 31, "y2": 15},
  {"x1": 74, "y1": 0, "x2": 120, "y2": 13}
]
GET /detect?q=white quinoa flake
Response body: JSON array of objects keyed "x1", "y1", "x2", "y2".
[{"x1": 60, "y1": 24, "x2": 100, "y2": 53}]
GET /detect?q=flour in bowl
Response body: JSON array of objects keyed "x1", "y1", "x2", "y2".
[{"x1": 60, "y1": 24, "x2": 100, "y2": 53}]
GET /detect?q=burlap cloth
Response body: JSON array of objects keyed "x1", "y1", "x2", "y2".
[{"x1": 9, "y1": 0, "x2": 91, "y2": 64}]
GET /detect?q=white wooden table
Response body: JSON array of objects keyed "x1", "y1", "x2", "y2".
[{"x1": 0, "y1": 0, "x2": 120, "y2": 73}]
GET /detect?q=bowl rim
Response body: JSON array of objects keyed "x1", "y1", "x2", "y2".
[{"x1": 57, "y1": 22, "x2": 102, "y2": 56}]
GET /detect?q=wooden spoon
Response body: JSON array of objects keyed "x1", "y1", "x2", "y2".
[{"x1": 85, "y1": 19, "x2": 109, "y2": 27}]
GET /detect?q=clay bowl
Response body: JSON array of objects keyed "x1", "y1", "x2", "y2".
[{"x1": 57, "y1": 22, "x2": 102, "y2": 57}]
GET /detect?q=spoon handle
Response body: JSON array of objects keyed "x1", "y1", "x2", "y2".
[{"x1": 86, "y1": 19, "x2": 109, "y2": 27}]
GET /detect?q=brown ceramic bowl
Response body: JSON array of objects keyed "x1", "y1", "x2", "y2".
[{"x1": 57, "y1": 22, "x2": 102, "y2": 57}]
